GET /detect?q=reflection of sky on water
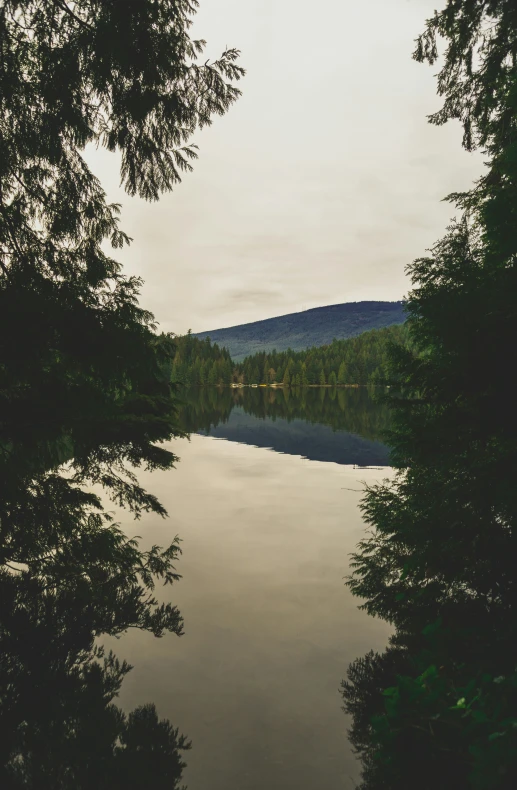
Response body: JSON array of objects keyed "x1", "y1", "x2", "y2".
[{"x1": 108, "y1": 435, "x2": 393, "y2": 790}]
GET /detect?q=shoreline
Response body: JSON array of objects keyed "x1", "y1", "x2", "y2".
[{"x1": 179, "y1": 383, "x2": 386, "y2": 389}]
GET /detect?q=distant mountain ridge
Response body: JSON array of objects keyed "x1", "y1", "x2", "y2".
[{"x1": 193, "y1": 300, "x2": 406, "y2": 361}]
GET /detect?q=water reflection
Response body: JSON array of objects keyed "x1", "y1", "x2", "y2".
[
  {"x1": 0, "y1": 403, "x2": 190, "y2": 786},
  {"x1": 105, "y1": 394, "x2": 393, "y2": 790},
  {"x1": 178, "y1": 386, "x2": 391, "y2": 466},
  {"x1": 0, "y1": 387, "x2": 392, "y2": 789}
]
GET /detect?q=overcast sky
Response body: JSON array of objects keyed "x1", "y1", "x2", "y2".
[{"x1": 87, "y1": 0, "x2": 483, "y2": 335}]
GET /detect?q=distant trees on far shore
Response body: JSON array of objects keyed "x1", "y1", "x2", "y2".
[{"x1": 169, "y1": 324, "x2": 411, "y2": 387}]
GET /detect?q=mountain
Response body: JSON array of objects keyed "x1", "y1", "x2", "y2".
[
  {"x1": 193, "y1": 301, "x2": 406, "y2": 361},
  {"x1": 199, "y1": 407, "x2": 391, "y2": 467}
]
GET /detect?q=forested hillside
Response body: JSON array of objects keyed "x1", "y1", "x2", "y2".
[
  {"x1": 169, "y1": 331, "x2": 234, "y2": 386},
  {"x1": 169, "y1": 324, "x2": 411, "y2": 386},
  {"x1": 236, "y1": 324, "x2": 411, "y2": 386},
  {"x1": 193, "y1": 300, "x2": 405, "y2": 360}
]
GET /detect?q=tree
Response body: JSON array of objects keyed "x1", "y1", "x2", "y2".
[
  {"x1": 262, "y1": 359, "x2": 270, "y2": 384},
  {"x1": 170, "y1": 333, "x2": 234, "y2": 385},
  {"x1": 0, "y1": 0, "x2": 244, "y2": 445},
  {"x1": 319, "y1": 368, "x2": 326, "y2": 386},
  {"x1": 338, "y1": 361, "x2": 347, "y2": 384},
  {"x1": 206, "y1": 361, "x2": 217, "y2": 386},
  {"x1": 224, "y1": 359, "x2": 233, "y2": 384},
  {"x1": 283, "y1": 368, "x2": 291, "y2": 388},
  {"x1": 229, "y1": 326, "x2": 409, "y2": 387},
  {"x1": 0, "y1": 542, "x2": 191, "y2": 789},
  {"x1": 328, "y1": 370, "x2": 337, "y2": 386},
  {"x1": 0, "y1": 3, "x2": 244, "y2": 783},
  {"x1": 343, "y1": 2, "x2": 517, "y2": 787}
]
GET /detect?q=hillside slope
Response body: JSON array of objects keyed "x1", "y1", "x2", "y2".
[
  {"x1": 199, "y1": 408, "x2": 390, "y2": 467},
  {"x1": 193, "y1": 301, "x2": 405, "y2": 361}
]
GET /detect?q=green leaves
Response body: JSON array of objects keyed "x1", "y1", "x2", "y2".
[
  {"x1": 343, "y1": 2, "x2": 517, "y2": 787},
  {"x1": 0, "y1": 4, "x2": 244, "y2": 783},
  {"x1": 235, "y1": 323, "x2": 411, "y2": 387}
]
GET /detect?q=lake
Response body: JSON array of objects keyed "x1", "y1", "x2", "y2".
[{"x1": 104, "y1": 387, "x2": 393, "y2": 789}]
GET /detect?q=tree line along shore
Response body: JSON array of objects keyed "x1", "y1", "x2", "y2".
[{"x1": 168, "y1": 324, "x2": 410, "y2": 388}]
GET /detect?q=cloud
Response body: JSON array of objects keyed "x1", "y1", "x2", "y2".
[
  {"x1": 223, "y1": 288, "x2": 284, "y2": 305},
  {"x1": 85, "y1": 0, "x2": 483, "y2": 336}
]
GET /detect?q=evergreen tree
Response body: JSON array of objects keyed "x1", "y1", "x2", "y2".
[
  {"x1": 1, "y1": 1, "x2": 244, "y2": 420},
  {"x1": 0, "y1": 2, "x2": 244, "y2": 781},
  {"x1": 342, "y1": 3, "x2": 517, "y2": 787},
  {"x1": 234, "y1": 326, "x2": 409, "y2": 387},
  {"x1": 171, "y1": 333, "x2": 234, "y2": 385},
  {"x1": 206, "y1": 361, "x2": 216, "y2": 386},
  {"x1": 263, "y1": 359, "x2": 270, "y2": 384}
]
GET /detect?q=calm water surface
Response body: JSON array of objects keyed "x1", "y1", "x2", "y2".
[{"x1": 105, "y1": 388, "x2": 393, "y2": 789}]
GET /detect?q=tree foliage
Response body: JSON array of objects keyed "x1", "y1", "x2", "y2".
[
  {"x1": 171, "y1": 324, "x2": 412, "y2": 386},
  {"x1": 193, "y1": 301, "x2": 406, "y2": 360},
  {"x1": 170, "y1": 330, "x2": 234, "y2": 386},
  {"x1": 342, "y1": 3, "x2": 517, "y2": 788},
  {"x1": 0, "y1": 0, "x2": 243, "y2": 446},
  {"x1": 237, "y1": 325, "x2": 412, "y2": 385},
  {"x1": 0, "y1": 2, "x2": 244, "y2": 783}
]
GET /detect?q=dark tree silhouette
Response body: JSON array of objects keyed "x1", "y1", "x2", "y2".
[
  {"x1": 1, "y1": 2, "x2": 244, "y2": 784},
  {"x1": 343, "y1": 2, "x2": 517, "y2": 788}
]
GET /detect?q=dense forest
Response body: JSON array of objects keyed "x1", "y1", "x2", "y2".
[
  {"x1": 169, "y1": 331, "x2": 234, "y2": 386},
  {"x1": 193, "y1": 300, "x2": 406, "y2": 360},
  {"x1": 170, "y1": 324, "x2": 411, "y2": 386},
  {"x1": 236, "y1": 324, "x2": 411, "y2": 386}
]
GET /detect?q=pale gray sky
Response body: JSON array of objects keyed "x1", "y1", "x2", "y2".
[{"x1": 87, "y1": 0, "x2": 483, "y2": 335}]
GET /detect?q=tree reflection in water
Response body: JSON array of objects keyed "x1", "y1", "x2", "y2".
[
  {"x1": 176, "y1": 385, "x2": 392, "y2": 467},
  {"x1": 0, "y1": 383, "x2": 391, "y2": 786},
  {"x1": 176, "y1": 385, "x2": 391, "y2": 442},
  {"x1": 0, "y1": 399, "x2": 190, "y2": 788}
]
